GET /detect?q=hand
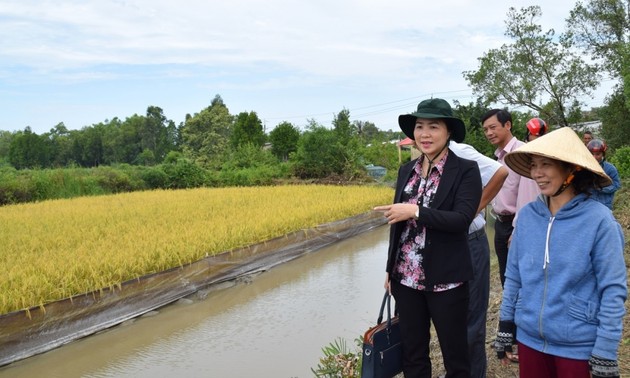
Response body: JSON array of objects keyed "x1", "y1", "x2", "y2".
[
  {"x1": 383, "y1": 273, "x2": 391, "y2": 295},
  {"x1": 494, "y1": 320, "x2": 516, "y2": 363},
  {"x1": 374, "y1": 204, "x2": 418, "y2": 224},
  {"x1": 589, "y1": 355, "x2": 619, "y2": 378}
]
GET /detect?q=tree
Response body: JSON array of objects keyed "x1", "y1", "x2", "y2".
[
  {"x1": 597, "y1": 87, "x2": 630, "y2": 149},
  {"x1": 9, "y1": 127, "x2": 50, "y2": 169},
  {"x1": 452, "y1": 99, "x2": 496, "y2": 157},
  {"x1": 463, "y1": 6, "x2": 600, "y2": 126},
  {"x1": 291, "y1": 121, "x2": 346, "y2": 178},
  {"x1": 354, "y1": 120, "x2": 380, "y2": 143},
  {"x1": 291, "y1": 119, "x2": 365, "y2": 180},
  {"x1": 332, "y1": 108, "x2": 355, "y2": 145},
  {"x1": 269, "y1": 121, "x2": 300, "y2": 161},
  {"x1": 44, "y1": 122, "x2": 74, "y2": 167},
  {"x1": 563, "y1": 0, "x2": 629, "y2": 82},
  {"x1": 230, "y1": 111, "x2": 265, "y2": 149},
  {"x1": 180, "y1": 95, "x2": 233, "y2": 168},
  {"x1": 0, "y1": 130, "x2": 14, "y2": 164},
  {"x1": 142, "y1": 106, "x2": 173, "y2": 163},
  {"x1": 563, "y1": 0, "x2": 630, "y2": 147}
]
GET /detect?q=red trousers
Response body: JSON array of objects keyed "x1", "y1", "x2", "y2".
[{"x1": 518, "y1": 342, "x2": 590, "y2": 378}]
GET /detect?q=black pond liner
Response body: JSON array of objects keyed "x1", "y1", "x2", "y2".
[{"x1": 0, "y1": 211, "x2": 387, "y2": 367}]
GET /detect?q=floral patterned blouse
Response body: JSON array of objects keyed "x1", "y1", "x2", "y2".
[{"x1": 392, "y1": 151, "x2": 463, "y2": 292}]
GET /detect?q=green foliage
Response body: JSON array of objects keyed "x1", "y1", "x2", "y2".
[
  {"x1": 311, "y1": 337, "x2": 362, "y2": 378},
  {"x1": 363, "y1": 140, "x2": 400, "y2": 171},
  {"x1": 269, "y1": 121, "x2": 300, "y2": 161},
  {"x1": 598, "y1": 86, "x2": 630, "y2": 149},
  {"x1": 333, "y1": 109, "x2": 355, "y2": 145},
  {"x1": 141, "y1": 166, "x2": 169, "y2": 189},
  {"x1": 463, "y1": 5, "x2": 600, "y2": 126},
  {"x1": 291, "y1": 125, "x2": 352, "y2": 179},
  {"x1": 161, "y1": 156, "x2": 210, "y2": 189},
  {"x1": 221, "y1": 143, "x2": 278, "y2": 170},
  {"x1": 563, "y1": 0, "x2": 629, "y2": 79},
  {"x1": 609, "y1": 146, "x2": 630, "y2": 178},
  {"x1": 355, "y1": 121, "x2": 380, "y2": 143},
  {"x1": 231, "y1": 111, "x2": 266, "y2": 149},
  {"x1": 9, "y1": 127, "x2": 50, "y2": 169},
  {"x1": 180, "y1": 95, "x2": 233, "y2": 169},
  {"x1": 92, "y1": 166, "x2": 134, "y2": 193},
  {"x1": 218, "y1": 165, "x2": 287, "y2": 186}
]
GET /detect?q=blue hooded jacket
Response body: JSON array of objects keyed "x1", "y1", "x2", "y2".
[
  {"x1": 500, "y1": 193, "x2": 627, "y2": 360},
  {"x1": 590, "y1": 160, "x2": 621, "y2": 210}
]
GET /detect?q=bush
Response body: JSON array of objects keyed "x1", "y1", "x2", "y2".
[
  {"x1": 291, "y1": 127, "x2": 358, "y2": 179},
  {"x1": 93, "y1": 166, "x2": 133, "y2": 193},
  {"x1": 141, "y1": 167, "x2": 169, "y2": 189},
  {"x1": 162, "y1": 157, "x2": 210, "y2": 189},
  {"x1": 218, "y1": 165, "x2": 286, "y2": 186},
  {"x1": 0, "y1": 168, "x2": 35, "y2": 205},
  {"x1": 609, "y1": 146, "x2": 630, "y2": 179}
]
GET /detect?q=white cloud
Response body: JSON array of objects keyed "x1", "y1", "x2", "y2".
[{"x1": 0, "y1": 0, "x2": 614, "y2": 133}]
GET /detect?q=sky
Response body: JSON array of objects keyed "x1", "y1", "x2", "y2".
[{"x1": 0, "y1": 0, "x2": 618, "y2": 135}]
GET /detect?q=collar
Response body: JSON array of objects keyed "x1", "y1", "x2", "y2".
[{"x1": 495, "y1": 136, "x2": 519, "y2": 159}]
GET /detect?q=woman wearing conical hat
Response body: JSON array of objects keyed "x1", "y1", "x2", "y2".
[{"x1": 494, "y1": 127, "x2": 627, "y2": 378}]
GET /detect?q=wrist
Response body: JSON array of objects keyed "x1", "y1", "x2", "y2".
[{"x1": 414, "y1": 205, "x2": 419, "y2": 219}]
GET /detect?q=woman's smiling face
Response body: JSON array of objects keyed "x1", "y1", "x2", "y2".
[
  {"x1": 529, "y1": 155, "x2": 572, "y2": 196},
  {"x1": 413, "y1": 118, "x2": 450, "y2": 157}
]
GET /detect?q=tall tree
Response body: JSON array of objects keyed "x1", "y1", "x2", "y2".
[
  {"x1": 353, "y1": 120, "x2": 380, "y2": 142},
  {"x1": 463, "y1": 6, "x2": 600, "y2": 126},
  {"x1": 332, "y1": 108, "x2": 355, "y2": 145},
  {"x1": 0, "y1": 130, "x2": 14, "y2": 163},
  {"x1": 45, "y1": 122, "x2": 73, "y2": 167},
  {"x1": 180, "y1": 95, "x2": 233, "y2": 168},
  {"x1": 230, "y1": 111, "x2": 265, "y2": 149},
  {"x1": 563, "y1": 0, "x2": 630, "y2": 147},
  {"x1": 9, "y1": 127, "x2": 50, "y2": 169},
  {"x1": 563, "y1": 0, "x2": 630, "y2": 82},
  {"x1": 269, "y1": 121, "x2": 300, "y2": 161}
]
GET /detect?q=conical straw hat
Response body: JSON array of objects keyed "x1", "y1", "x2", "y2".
[{"x1": 504, "y1": 127, "x2": 612, "y2": 187}]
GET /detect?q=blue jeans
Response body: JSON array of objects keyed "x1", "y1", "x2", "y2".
[{"x1": 467, "y1": 229, "x2": 490, "y2": 378}]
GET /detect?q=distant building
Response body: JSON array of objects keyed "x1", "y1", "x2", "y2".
[{"x1": 572, "y1": 120, "x2": 602, "y2": 135}]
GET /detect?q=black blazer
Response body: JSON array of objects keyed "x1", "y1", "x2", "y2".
[{"x1": 386, "y1": 149, "x2": 482, "y2": 286}]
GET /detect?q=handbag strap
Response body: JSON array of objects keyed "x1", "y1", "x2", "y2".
[{"x1": 376, "y1": 291, "x2": 392, "y2": 326}]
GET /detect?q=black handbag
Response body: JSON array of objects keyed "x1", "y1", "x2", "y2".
[{"x1": 361, "y1": 291, "x2": 403, "y2": 378}]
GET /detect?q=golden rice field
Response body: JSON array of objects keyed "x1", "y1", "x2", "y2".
[{"x1": 0, "y1": 185, "x2": 393, "y2": 316}]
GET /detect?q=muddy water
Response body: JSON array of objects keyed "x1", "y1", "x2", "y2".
[{"x1": 0, "y1": 225, "x2": 392, "y2": 378}]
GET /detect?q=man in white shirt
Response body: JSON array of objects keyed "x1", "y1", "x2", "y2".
[{"x1": 449, "y1": 141, "x2": 508, "y2": 378}]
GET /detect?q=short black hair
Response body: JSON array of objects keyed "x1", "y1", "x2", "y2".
[{"x1": 481, "y1": 109, "x2": 512, "y2": 127}]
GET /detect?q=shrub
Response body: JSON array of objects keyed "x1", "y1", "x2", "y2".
[
  {"x1": 93, "y1": 167, "x2": 133, "y2": 193},
  {"x1": 609, "y1": 146, "x2": 630, "y2": 179},
  {"x1": 162, "y1": 157, "x2": 210, "y2": 189},
  {"x1": 141, "y1": 167, "x2": 169, "y2": 189}
]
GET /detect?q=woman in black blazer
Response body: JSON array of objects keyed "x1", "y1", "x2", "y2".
[{"x1": 375, "y1": 98, "x2": 482, "y2": 378}]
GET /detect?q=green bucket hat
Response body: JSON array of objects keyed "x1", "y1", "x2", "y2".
[{"x1": 398, "y1": 98, "x2": 466, "y2": 143}]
